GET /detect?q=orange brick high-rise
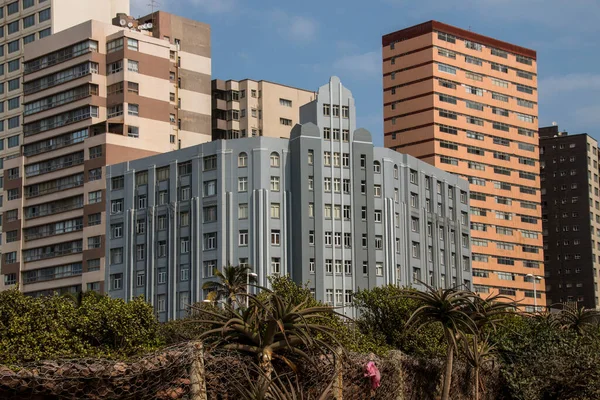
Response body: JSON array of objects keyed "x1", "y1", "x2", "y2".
[{"x1": 382, "y1": 21, "x2": 543, "y2": 309}]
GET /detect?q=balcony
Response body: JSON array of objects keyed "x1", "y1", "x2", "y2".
[
  {"x1": 23, "y1": 130, "x2": 88, "y2": 157},
  {"x1": 24, "y1": 106, "x2": 98, "y2": 137},
  {"x1": 24, "y1": 63, "x2": 97, "y2": 96},
  {"x1": 24, "y1": 223, "x2": 83, "y2": 241},
  {"x1": 24, "y1": 245, "x2": 83, "y2": 262},
  {"x1": 26, "y1": 151, "x2": 85, "y2": 178},
  {"x1": 24, "y1": 85, "x2": 98, "y2": 117},
  {"x1": 24, "y1": 40, "x2": 97, "y2": 75},
  {"x1": 23, "y1": 264, "x2": 83, "y2": 284},
  {"x1": 212, "y1": 97, "x2": 227, "y2": 111},
  {"x1": 25, "y1": 197, "x2": 84, "y2": 220},
  {"x1": 25, "y1": 179, "x2": 83, "y2": 198}
]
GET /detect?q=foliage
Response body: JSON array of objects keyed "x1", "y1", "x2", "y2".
[
  {"x1": 0, "y1": 289, "x2": 161, "y2": 364},
  {"x1": 353, "y1": 285, "x2": 446, "y2": 358},
  {"x1": 557, "y1": 304, "x2": 600, "y2": 335},
  {"x1": 191, "y1": 287, "x2": 341, "y2": 377},
  {"x1": 401, "y1": 284, "x2": 477, "y2": 400},
  {"x1": 231, "y1": 362, "x2": 334, "y2": 400},
  {"x1": 491, "y1": 313, "x2": 600, "y2": 399},
  {"x1": 159, "y1": 301, "x2": 227, "y2": 345},
  {"x1": 202, "y1": 264, "x2": 256, "y2": 307},
  {"x1": 267, "y1": 275, "x2": 386, "y2": 355}
]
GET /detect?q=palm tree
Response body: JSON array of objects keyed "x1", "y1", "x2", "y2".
[
  {"x1": 463, "y1": 334, "x2": 496, "y2": 400},
  {"x1": 559, "y1": 304, "x2": 600, "y2": 335},
  {"x1": 469, "y1": 292, "x2": 516, "y2": 333},
  {"x1": 232, "y1": 363, "x2": 334, "y2": 400},
  {"x1": 190, "y1": 290, "x2": 341, "y2": 390},
  {"x1": 401, "y1": 284, "x2": 476, "y2": 400},
  {"x1": 202, "y1": 264, "x2": 256, "y2": 307}
]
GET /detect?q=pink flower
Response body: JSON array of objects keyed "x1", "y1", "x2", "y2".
[{"x1": 364, "y1": 361, "x2": 381, "y2": 389}]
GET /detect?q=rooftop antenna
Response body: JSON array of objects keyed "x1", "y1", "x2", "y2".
[
  {"x1": 146, "y1": 0, "x2": 160, "y2": 36},
  {"x1": 148, "y1": 0, "x2": 160, "y2": 14}
]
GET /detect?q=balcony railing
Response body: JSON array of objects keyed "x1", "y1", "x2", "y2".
[
  {"x1": 24, "y1": 108, "x2": 98, "y2": 137},
  {"x1": 25, "y1": 201, "x2": 84, "y2": 219},
  {"x1": 24, "y1": 136, "x2": 87, "y2": 157},
  {"x1": 24, "y1": 87, "x2": 96, "y2": 117},
  {"x1": 24, "y1": 246, "x2": 83, "y2": 262},
  {"x1": 25, "y1": 179, "x2": 84, "y2": 199},
  {"x1": 24, "y1": 66, "x2": 96, "y2": 95},
  {"x1": 24, "y1": 223, "x2": 83, "y2": 241},
  {"x1": 25, "y1": 157, "x2": 84, "y2": 177},
  {"x1": 24, "y1": 43, "x2": 96, "y2": 75},
  {"x1": 23, "y1": 265, "x2": 83, "y2": 284}
]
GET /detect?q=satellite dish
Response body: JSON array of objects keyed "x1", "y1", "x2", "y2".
[
  {"x1": 552, "y1": 121, "x2": 557, "y2": 126},
  {"x1": 119, "y1": 19, "x2": 127, "y2": 26},
  {"x1": 146, "y1": 23, "x2": 153, "y2": 29},
  {"x1": 127, "y1": 22, "x2": 134, "y2": 28}
]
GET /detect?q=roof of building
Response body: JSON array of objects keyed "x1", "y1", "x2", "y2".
[{"x1": 382, "y1": 20, "x2": 536, "y2": 60}]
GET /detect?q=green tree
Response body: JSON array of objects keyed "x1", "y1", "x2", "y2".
[
  {"x1": 401, "y1": 284, "x2": 476, "y2": 400},
  {"x1": 0, "y1": 289, "x2": 160, "y2": 364},
  {"x1": 352, "y1": 285, "x2": 445, "y2": 358},
  {"x1": 191, "y1": 289, "x2": 340, "y2": 388},
  {"x1": 267, "y1": 275, "x2": 385, "y2": 355},
  {"x1": 463, "y1": 334, "x2": 496, "y2": 400},
  {"x1": 558, "y1": 305, "x2": 600, "y2": 335},
  {"x1": 202, "y1": 264, "x2": 256, "y2": 307}
]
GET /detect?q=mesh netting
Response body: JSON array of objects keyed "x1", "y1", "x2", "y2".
[
  {"x1": 0, "y1": 343, "x2": 502, "y2": 399},
  {"x1": 0, "y1": 342, "x2": 196, "y2": 400}
]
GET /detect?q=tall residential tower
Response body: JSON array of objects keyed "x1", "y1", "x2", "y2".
[
  {"x1": 1, "y1": 11, "x2": 212, "y2": 296},
  {"x1": 382, "y1": 21, "x2": 543, "y2": 308},
  {"x1": 540, "y1": 125, "x2": 600, "y2": 309},
  {"x1": 0, "y1": 0, "x2": 130, "y2": 258}
]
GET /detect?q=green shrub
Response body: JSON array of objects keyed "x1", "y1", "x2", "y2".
[{"x1": 0, "y1": 289, "x2": 160, "y2": 364}]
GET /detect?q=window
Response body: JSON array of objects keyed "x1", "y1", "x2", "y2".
[
  {"x1": 204, "y1": 232, "x2": 217, "y2": 250},
  {"x1": 238, "y1": 177, "x2": 247, "y2": 192},
  {"x1": 88, "y1": 213, "x2": 101, "y2": 226},
  {"x1": 412, "y1": 242, "x2": 420, "y2": 258},
  {"x1": 7, "y1": 40, "x2": 19, "y2": 53},
  {"x1": 110, "y1": 248, "x2": 123, "y2": 265},
  {"x1": 516, "y1": 55, "x2": 533, "y2": 65},
  {"x1": 111, "y1": 199, "x2": 123, "y2": 214},
  {"x1": 88, "y1": 190, "x2": 101, "y2": 204},
  {"x1": 7, "y1": 21, "x2": 19, "y2": 35},
  {"x1": 280, "y1": 118, "x2": 292, "y2": 126},
  {"x1": 271, "y1": 258, "x2": 281, "y2": 274},
  {"x1": 270, "y1": 176, "x2": 280, "y2": 191},
  {"x1": 271, "y1": 203, "x2": 280, "y2": 219},
  {"x1": 238, "y1": 152, "x2": 247, "y2": 167},
  {"x1": 127, "y1": 104, "x2": 139, "y2": 116},
  {"x1": 438, "y1": 64, "x2": 456, "y2": 75},
  {"x1": 238, "y1": 203, "x2": 248, "y2": 219},
  {"x1": 127, "y1": 38, "x2": 139, "y2": 51},
  {"x1": 128, "y1": 60, "x2": 139, "y2": 72},
  {"x1": 270, "y1": 152, "x2": 280, "y2": 167},
  {"x1": 271, "y1": 230, "x2": 280, "y2": 245},
  {"x1": 438, "y1": 32, "x2": 456, "y2": 43}
]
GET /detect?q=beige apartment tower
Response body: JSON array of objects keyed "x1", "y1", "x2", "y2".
[
  {"x1": 0, "y1": 0, "x2": 129, "y2": 208},
  {"x1": 0, "y1": 11, "x2": 211, "y2": 295},
  {"x1": 382, "y1": 21, "x2": 543, "y2": 308},
  {"x1": 211, "y1": 79, "x2": 316, "y2": 140}
]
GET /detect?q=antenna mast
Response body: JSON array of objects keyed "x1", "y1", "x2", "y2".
[{"x1": 146, "y1": 0, "x2": 160, "y2": 36}]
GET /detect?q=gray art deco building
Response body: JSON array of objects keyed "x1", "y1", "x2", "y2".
[{"x1": 105, "y1": 77, "x2": 472, "y2": 320}]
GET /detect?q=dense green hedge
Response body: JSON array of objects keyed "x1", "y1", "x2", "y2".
[{"x1": 0, "y1": 289, "x2": 161, "y2": 364}]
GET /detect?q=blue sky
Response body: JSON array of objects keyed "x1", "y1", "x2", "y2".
[{"x1": 132, "y1": 0, "x2": 600, "y2": 147}]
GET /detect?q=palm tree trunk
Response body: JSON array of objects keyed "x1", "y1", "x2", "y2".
[
  {"x1": 258, "y1": 349, "x2": 274, "y2": 393},
  {"x1": 474, "y1": 366, "x2": 479, "y2": 400},
  {"x1": 442, "y1": 332, "x2": 454, "y2": 400}
]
